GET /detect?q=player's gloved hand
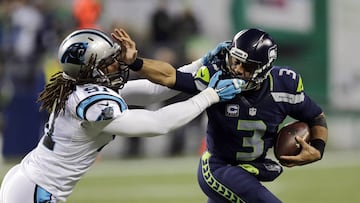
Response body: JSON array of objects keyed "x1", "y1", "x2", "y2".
[
  {"x1": 201, "y1": 41, "x2": 231, "y2": 66},
  {"x1": 208, "y1": 71, "x2": 244, "y2": 101}
]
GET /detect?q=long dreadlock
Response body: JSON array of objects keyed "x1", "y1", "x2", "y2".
[
  {"x1": 37, "y1": 52, "x2": 128, "y2": 114},
  {"x1": 37, "y1": 55, "x2": 95, "y2": 114},
  {"x1": 37, "y1": 72, "x2": 77, "y2": 114},
  {"x1": 36, "y1": 54, "x2": 110, "y2": 114}
]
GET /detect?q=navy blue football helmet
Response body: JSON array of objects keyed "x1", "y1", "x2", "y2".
[{"x1": 224, "y1": 28, "x2": 277, "y2": 91}]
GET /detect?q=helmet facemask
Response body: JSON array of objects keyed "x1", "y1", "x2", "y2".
[
  {"x1": 92, "y1": 49, "x2": 129, "y2": 90},
  {"x1": 222, "y1": 28, "x2": 278, "y2": 91}
]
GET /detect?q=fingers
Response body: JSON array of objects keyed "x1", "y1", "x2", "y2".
[
  {"x1": 112, "y1": 28, "x2": 131, "y2": 43},
  {"x1": 279, "y1": 155, "x2": 299, "y2": 162},
  {"x1": 279, "y1": 136, "x2": 316, "y2": 167},
  {"x1": 111, "y1": 28, "x2": 135, "y2": 48},
  {"x1": 279, "y1": 161, "x2": 296, "y2": 168},
  {"x1": 209, "y1": 70, "x2": 222, "y2": 88},
  {"x1": 213, "y1": 78, "x2": 243, "y2": 101},
  {"x1": 215, "y1": 41, "x2": 231, "y2": 53},
  {"x1": 111, "y1": 29, "x2": 127, "y2": 54},
  {"x1": 111, "y1": 28, "x2": 126, "y2": 42},
  {"x1": 278, "y1": 155, "x2": 302, "y2": 168},
  {"x1": 115, "y1": 28, "x2": 130, "y2": 38},
  {"x1": 213, "y1": 70, "x2": 222, "y2": 77},
  {"x1": 209, "y1": 72, "x2": 244, "y2": 100},
  {"x1": 111, "y1": 28, "x2": 138, "y2": 64},
  {"x1": 232, "y1": 79, "x2": 245, "y2": 90},
  {"x1": 111, "y1": 29, "x2": 122, "y2": 42}
]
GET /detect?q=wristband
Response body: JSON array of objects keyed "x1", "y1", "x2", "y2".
[
  {"x1": 174, "y1": 71, "x2": 198, "y2": 94},
  {"x1": 128, "y1": 58, "x2": 143, "y2": 71},
  {"x1": 310, "y1": 139, "x2": 326, "y2": 159}
]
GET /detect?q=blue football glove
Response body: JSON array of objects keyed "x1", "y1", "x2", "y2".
[
  {"x1": 208, "y1": 71, "x2": 245, "y2": 101},
  {"x1": 201, "y1": 41, "x2": 231, "y2": 66}
]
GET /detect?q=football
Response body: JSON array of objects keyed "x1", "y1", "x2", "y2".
[{"x1": 274, "y1": 121, "x2": 310, "y2": 161}]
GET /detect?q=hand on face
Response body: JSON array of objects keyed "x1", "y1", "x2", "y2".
[
  {"x1": 208, "y1": 71, "x2": 245, "y2": 101},
  {"x1": 111, "y1": 28, "x2": 138, "y2": 65}
]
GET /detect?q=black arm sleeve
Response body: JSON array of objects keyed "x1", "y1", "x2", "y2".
[{"x1": 173, "y1": 70, "x2": 199, "y2": 94}]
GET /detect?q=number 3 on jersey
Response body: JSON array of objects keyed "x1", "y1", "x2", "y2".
[{"x1": 236, "y1": 120, "x2": 266, "y2": 161}]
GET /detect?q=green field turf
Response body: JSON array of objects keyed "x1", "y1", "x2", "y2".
[{"x1": 1, "y1": 151, "x2": 359, "y2": 203}]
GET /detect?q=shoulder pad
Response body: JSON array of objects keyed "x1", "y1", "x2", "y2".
[
  {"x1": 269, "y1": 66, "x2": 305, "y2": 104},
  {"x1": 69, "y1": 84, "x2": 127, "y2": 121}
]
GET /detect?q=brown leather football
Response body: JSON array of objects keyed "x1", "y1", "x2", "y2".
[{"x1": 274, "y1": 121, "x2": 310, "y2": 160}]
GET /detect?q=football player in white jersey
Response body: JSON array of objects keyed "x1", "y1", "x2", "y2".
[{"x1": 0, "y1": 28, "x2": 245, "y2": 203}]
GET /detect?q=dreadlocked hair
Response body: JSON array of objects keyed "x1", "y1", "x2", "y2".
[
  {"x1": 37, "y1": 72, "x2": 76, "y2": 114},
  {"x1": 37, "y1": 54, "x2": 98, "y2": 114}
]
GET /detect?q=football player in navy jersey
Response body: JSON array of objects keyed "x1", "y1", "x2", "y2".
[{"x1": 119, "y1": 28, "x2": 328, "y2": 203}]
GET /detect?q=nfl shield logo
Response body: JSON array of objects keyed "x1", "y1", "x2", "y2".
[{"x1": 249, "y1": 107, "x2": 257, "y2": 116}]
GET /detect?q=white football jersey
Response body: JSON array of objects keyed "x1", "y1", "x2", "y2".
[
  {"x1": 17, "y1": 68, "x2": 218, "y2": 202},
  {"x1": 20, "y1": 84, "x2": 127, "y2": 201}
]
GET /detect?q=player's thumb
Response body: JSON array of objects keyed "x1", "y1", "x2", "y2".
[{"x1": 233, "y1": 79, "x2": 245, "y2": 93}]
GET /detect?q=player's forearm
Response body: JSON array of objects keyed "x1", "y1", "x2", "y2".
[
  {"x1": 132, "y1": 58, "x2": 202, "y2": 90},
  {"x1": 121, "y1": 79, "x2": 180, "y2": 106},
  {"x1": 310, "y1": 125, "x2": 328, "y2": 142},
  {"x1": 308, "y1": 113, "x2": 328, "y2": 142},
  {"x1": 135, "y1": 58, "x2": 176, "y2": 87},
  {"x1": 102, "y1": 88, "x2": 219, "y2": 137},
  {"x1": 309, "y1": 113, "x2": 328, "y2": 159},
  {"x1": 120, "y1": 59, "x2": 203, "y2": 106},
  {"x1": 143, "y1": 87, "x2": 218, "y2": 136}
]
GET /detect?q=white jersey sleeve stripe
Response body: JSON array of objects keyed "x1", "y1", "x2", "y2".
[
  {"x1": 76, "y1": 94, "x2": 127, "y2": 120},
  {"x1": 271, "y1": 92, "x2": 305, "y2": 104}
]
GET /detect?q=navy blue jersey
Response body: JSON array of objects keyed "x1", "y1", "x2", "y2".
[{"x1": 180, "y1": 65, "x2": 322, "y2": 164}]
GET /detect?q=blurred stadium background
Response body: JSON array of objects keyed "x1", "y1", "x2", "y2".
[{"x1": 1, "y1": 0, "x2": 360, "y2": 202}]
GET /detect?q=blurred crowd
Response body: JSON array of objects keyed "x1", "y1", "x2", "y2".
[
  {"x1": 0, "y1": 0, "x2": 207, "y2": 161},
  {"x1": 0, "y1": 0, "x2": 73, "y2": 161}
]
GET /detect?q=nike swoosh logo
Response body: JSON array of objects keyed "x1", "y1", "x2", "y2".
[
  {"x1": 200, "y1": 70, "x2": 206, "y2": 77},
  {"x1": 99, "y1": 102, "x2": 110, "y2": 106}
]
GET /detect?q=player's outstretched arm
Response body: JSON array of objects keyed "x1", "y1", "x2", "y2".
[
  {"x1": 111, "y1": 28, "x2": 179, "y2": 87},
  {"x1": 111, "y1": 28, "x2": 227, "y2": 91},
  {"x1": 137, "y1": 41, "x2": 232, "y2": 88},
  {"x1": 95, "y1": 72, "x2": 244, "y2": 137},
  {"x1": 113, "y1": 27, "x2": 204, "y2": 106}
]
